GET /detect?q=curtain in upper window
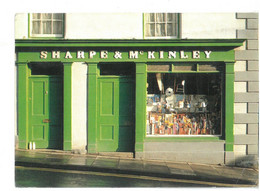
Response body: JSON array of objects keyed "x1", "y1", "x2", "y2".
[
  {"x1": 145, "y1": 13, "x2": 179, "y2": 38},
  {"x1": 31, "y1": 13, "x2": 64, "y2": 37}
]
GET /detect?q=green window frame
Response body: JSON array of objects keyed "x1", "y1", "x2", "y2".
[{"x1": 146, "y1": 63, "x2": 224, "y2": 138}]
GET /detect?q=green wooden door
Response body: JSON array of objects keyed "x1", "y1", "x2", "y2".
[
  {"x1": 28, "y1": 76, "x2": 63, "y2": 149},
  {"x1": 97, "y1": 77, "x2": 135, "y2": 152}
]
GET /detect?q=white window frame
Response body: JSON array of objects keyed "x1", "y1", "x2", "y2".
[
  {"x1": 144, "y1": 13, "x2": 179, "y2": 39},
  {"x1": 29, "y1": 13, "x2": 64, "y2": 38}
]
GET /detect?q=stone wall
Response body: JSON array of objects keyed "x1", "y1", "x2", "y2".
[
  {"x1": 234, "y1": 13, "x2": 259, "y2": 168},
  {"x1": 143, "y1": 142, "x2": 225, "y2": 164}
]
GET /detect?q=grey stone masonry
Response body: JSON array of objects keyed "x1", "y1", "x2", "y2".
[
  {"x1": 144, "y1": 142, "x2": 224, "y2": 152},
  {"x1": 247, "y1": 61, "x2": 259, "y2": 71},
  {"x1": 247, "y1": 40, "x2": 258, "y2": 50},
  {"x1": 143, "y1": 142, "x2": 225, "y2": 164},
  {"x1": 247, "y1": 19, "x2": 259, "y2": 29},
  {"x1": 247, "y1": 145, "x2": 258, "y2": 155},
  {"x1": 234, "y1": 135, "x2": 258, "y2": 144},
  {"x1": 225, "y1": 151, "x2": 235, "y2": 165},
  {"x1": 235, "y1": 13, "x2": 259, "y2": 167},
  {"x1": 143, "y1": 151, "x2": 224, "y2": 164},
  {"x1": 237, "y1": 30, "x2": 258, "y2": 39},
  {"x1": 234, "y1": 113, "x2": 258, "y2": 123},
  {"x1": 248, "y1": 103, "x2": 259, "y2": 113},
  {"x1": 248, "y1": 82, "x2": 259, "y2": 92},
  {"x1": 248, "y1": 123, "x2": 259, "y2": 134},
  {"x1": 235, "y1": 71, "x2": 259, "y2": 81},
  {"x1": 235, "y1": 93, "x2": 259, "y2": 102},
  {"x1": 237, "y1": 13, "x2": 259, "y2": 19},
  {"x1": 238, "y1": 13, "x2": 259, "y2": 165},
  {"x1": 235, "y1": 50, "x2": 258, "y2": 60}
]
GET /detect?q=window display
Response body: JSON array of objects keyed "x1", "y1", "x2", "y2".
[{"x1": 146, "y1": 73, "x2": 222, "y2": 136}]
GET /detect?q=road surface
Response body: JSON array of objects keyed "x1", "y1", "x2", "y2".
[{"x1": 15, "y1": 165, "x2": 215, "y2": 187}]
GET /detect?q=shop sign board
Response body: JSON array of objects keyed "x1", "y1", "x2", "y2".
[
  {"x1": 15, "y1": 49, "x2": 234, "y2": 62},
  {"x1": 16, "y1": 39, "x2": 243, "y2": 63},
  {"x1": 39, "y1": 50, "x2": 213, "y2": 60}
]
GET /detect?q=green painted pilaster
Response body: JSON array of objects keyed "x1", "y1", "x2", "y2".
[
  {"x1": 225, "y1": 62, "x2": 235, "y2": 151},
  {"x1": 87, "y1": 63, "x2": 98, "y2": 153},
  {"x1": 135, "y1": 63, "x2": 147, "y2": 153},
  {"x1": 17, "y1": 62, "x2": 29, "y2": 149},
  {"x1": 63, "y1": 62, "x2": 73, "y2": 150}
]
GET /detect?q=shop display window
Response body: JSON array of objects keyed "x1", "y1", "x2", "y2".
[{"x1": 146, "y1": 72, "x2": 222, "y2": 136}]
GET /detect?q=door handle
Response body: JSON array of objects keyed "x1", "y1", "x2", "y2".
[{"x1": 43, "y1": 119, "x2": 51, "y2": 123}]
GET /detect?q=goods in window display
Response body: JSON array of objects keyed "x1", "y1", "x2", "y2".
[
  {"x1": 147, "y1": 72, "x2": 222, "y2": 136},
  {"x1": 148, "y1": 102, "x2": 219, "y2": 136},
  {"x1": 159, "y1": 125, "x2": 165, "y2": 135},
  {"x1": 172, "y1": 122, "x2": 178, "y2": 134},
  {"x1": 154, "y1": 125, "x2": 159, "y2": 134}
]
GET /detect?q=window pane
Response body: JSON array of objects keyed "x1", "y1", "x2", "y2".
[
  {"x1": 42, "y1": 21, "x2": 52, "y2": 34},
  {"x1": 100, "y1": 63, "x2": 134, "y2": 76},
  {"x1": 199, "y1": 64, "x2": 223, "y2": 71},
  {"x1": 53, "y1": 21, "x2": 62, "y2": 34},
  {"x1": 156, "y1": 24, "x2": 166, "y2": 36},
  {"x1": 32, "y1": 21, "x2": 41, "y2": 34},
  {"x1": 53, "y1": 13, "x2": 63, "y2": 20},
  {"x1": 146, "y1": 73, "x2": 222, "y2": 136},
  {"x1": 146, "y1": 13, "x2": 155, "y2": 22},
  {"x1": 167, "y1": 24, "x2": 174, "y2": 36},
  {"x1": 145, "y1": 24, "x2": 149, "y2": 36},
  {"x1": 29, "y1": 63, "x2": 63, "y2": 75},
  {"x1": 42, "y1": 13, "x2": 52, "y2": 19},
  {"x1": 32, "y1": 13, "x2": 41, "y2": 19},
  {"x1": 147, "y1": 64, "x2": 171, "y2": 72},
  {"x1": 145, "y1": 23, "x2": 155, "y2": 37},
  {"x1": 156, "y1": 13, "x2": 165, "y2": 22},
  {"x1": 174, "y1": 64, "x2": 196, "y2": 71},
  {"x1": 167, "y1": 13, "x2": 174, "y2": 22}
]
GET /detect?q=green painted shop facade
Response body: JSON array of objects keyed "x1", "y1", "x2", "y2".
[{"x1": 15, "y1": 39, "x2": 244, "y2": 163}]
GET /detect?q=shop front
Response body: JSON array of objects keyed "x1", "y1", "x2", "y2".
[{"x1": 16, "y1": 39, "x2": 244, "y2": 164}]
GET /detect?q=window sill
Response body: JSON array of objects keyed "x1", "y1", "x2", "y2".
[
  {"x1": 144, "y1": 135, "x2": 224, "y2": 142},
  {"x1": 144, "y1": 36, "x2": 179, "y2": 39},
  {"x1": 29, "y1": 35, "x2": 64, "y2": 39}
]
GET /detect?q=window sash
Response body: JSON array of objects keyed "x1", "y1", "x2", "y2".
[
  {"x1": 30, "y1": 13, "x2": 64, "y2": 37},
  {"x1": 145, "y1": 13, "x2": 178, "y2": 38}
]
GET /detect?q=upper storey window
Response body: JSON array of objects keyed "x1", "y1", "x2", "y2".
[
  {"x1": 144, "y1": 13, "x2": 179, "y2": 38},
  {"x1": 30, "y1": 13, "x2": 64, "y2": 38}
]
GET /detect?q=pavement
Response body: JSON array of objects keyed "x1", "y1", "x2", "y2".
[{"x1": 15, "y1": 149, "x2": 259, "y2": 187}]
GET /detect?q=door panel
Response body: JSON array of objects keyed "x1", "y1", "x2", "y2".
[
  {"x1": 100, "y1": 81, "x2": 115, "y2": 116},
  {"x1": 32, "y1": 125, "x2": 46, "y2": 140},
  {"x1": 100, "y1": 125, "x2": 114, "y2": 140},
  {"x1": 32, "y1": 81, "x2": 46, "y2": 115},
  {"x1": 49, "y1": 78, "x2": 63, "y2": 149},
  {"x1": 28, "y1": 77, "x2": 63, "y2": 149},
  {"x1": 97, "y1": 77, "x2": 134, "y2": 152}
]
